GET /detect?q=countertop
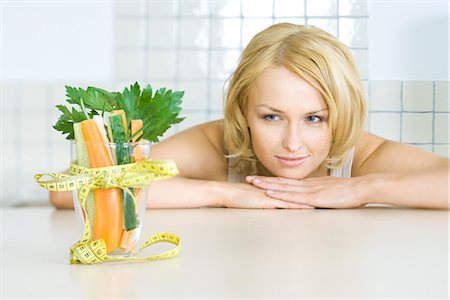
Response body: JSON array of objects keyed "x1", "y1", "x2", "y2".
[{"x1": 1, "y1": 206, "x2": 449, "y2": 299}]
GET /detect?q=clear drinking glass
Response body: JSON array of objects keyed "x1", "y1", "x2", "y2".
[{"x1": 70, "y1": 140, "x2": 151, "y2": 257}]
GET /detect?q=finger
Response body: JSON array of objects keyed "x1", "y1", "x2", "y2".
[
  {"x1": 246, "y1": 176, "x2": 300, "y2": 185},
  {"x1": 268, "y1": 198, "x2": 315, "y2": 209},
  {"x1": 266, "y1": 190, "x2": 313, "y2": 206},
  {"x1": 249, "y1": 179, "x2": 312, "y2": 193},
  {"x1": 285, "y1": 203, "x2": 315, "y2": 209}
]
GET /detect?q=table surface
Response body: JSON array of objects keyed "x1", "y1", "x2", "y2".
[{"x1": 1, "y1": 205, "x2": 449, "y2": 299}]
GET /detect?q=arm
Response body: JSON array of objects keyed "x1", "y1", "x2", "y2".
[
  {"x1": 247, "y1": 132, "x2": 449, "y2": 209},
  {"x1": 353, "y1": 133, "x2": 449, "y2": 209},
  {"x1": 146, "y1": 177, "x2": 310, "y2": 209},
  {"x1": 50, "y1": 120, "x2": 310, "y2": 209},
  {"x1": 360, "y1": 166, "x2": 448, "y2": 209}
]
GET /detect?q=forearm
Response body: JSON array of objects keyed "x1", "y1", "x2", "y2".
[
  {"x1": 49, "y1": 177, "x2": 227, "y2": 209},
  {"x1": 147, "y1": 176, "x2": 226, "y2": 208},
  {"x1": 360, "y1": 165, "x2": 449, "y2": 209}
]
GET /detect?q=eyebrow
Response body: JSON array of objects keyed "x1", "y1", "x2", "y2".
[{"x1": 256, "y1": 104, "x2": 328, "y2": 115}]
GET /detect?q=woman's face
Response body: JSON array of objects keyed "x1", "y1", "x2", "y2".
[{"x1": 246, "y1": 66, "x2": 332, "y2": 179}]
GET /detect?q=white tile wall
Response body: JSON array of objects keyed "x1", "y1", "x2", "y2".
[
  {"x1": 242, "y1": 0, "x2": 273, "y2": 17},
  {"x1": 402, "y1": 112, "x2": 433, "y2": 144},
  {"x1": 366, "y1": 80, "x2": 449, "y2": 156},
  {"x1": 209, "y1": 80, "x2": 228, "y2": 111},
  {"x1": 434, "y1": 145, "x2": 449, "y2": 157},
  {"x1": 115, "y1": 19, "x2": 144, "y2": 48},
  {"x1": 179, "y1": 18, "x2": 209, "y2": 48},
  {"x1": 115, "y1": 1, "x2": 146, "y2": 17},
  {"x1": 307, "y1": 18, "x2": 338, "y2": 37},
  {"x1": 351, "y1": 49, "x2": 368, "y2": 80},
  {"x1": 178, "y1": 50, "x2": 209, "y2": 79},
  {"x1": 434, "y1": 113, "x2": 449, "y2": 144},
  {"x1": 307, "y1": 0, "x2": 337, "y2": 16},
  {"x1": 147, "y1": 50, "x2": 177, "y2": 80},
  {"x1": 210, "y1": 0, "x2": 241, "y2": 17},
  {"x1": 178, "y1": 0, "x2": 209, "y2": 16},
  {"x1": 275, "y1": 0, "x2": 305, "y2": 17},
  {"x1": 210, "y1": 18, "x2": 242, "y2": 48},
  {"x1": 2, "y1": 1, "x2": 449, "y2": 206},
  {"x1": 147, "y1": 1, "x2": 177, "y2": 16},
  {"x1": 210, "y1": 49, "x2": 241, "y2": 79},
  {"x1": 241, "y1": 18, "x2": 275, "y2": 47},
  {"x1": 339, "y1": 18, "x2": 368, "y2": 48},
  {"x1": 148, "y1": 19, "x2": 177, "y2": 48},
  {"x1": 179, "y1": 81, "x2": 209, "y2": 110},
  {"x1": 435, "y1": 81, "x2": 449, "y2": 112},
  {"x1": 369, "y1": 81, "x2": 401, "y2": 111},
  {"x1": 114, "y1": 50, "x2": 145, "y2": 80},
  {"x1": 414, "y1": 144, "x2": 434, "y2": 153},
  {"x1": 339, "y1": 0, "x2": 368, "y2": 16},
  {"x1": 369, "y1": 113, "x2": 401, "y2": 141},
  {"x1": 1, "y1": 82, "x2": 77, "y2": 205},
  {"x1": 274, "y1": 17, "x2": 306, "y2": 25},
  {"x1": 403, "y1": 81, "x2": 434, "y2": 111}
]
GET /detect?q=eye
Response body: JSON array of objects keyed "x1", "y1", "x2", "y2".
[
  {"x1": 306, "y1": 115, "x2": 323, "y2": 123},
  {"x1": 263, "y1": 114, "x2": 281, "y2": 122}
]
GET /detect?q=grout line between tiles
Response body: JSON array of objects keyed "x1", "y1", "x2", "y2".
[
  {"x1": 206, "y1": 2, "x2": 213, "y2": 120},
  {"x1": 400, "y1": 81, "x2": 404, "y2": 142},
  {"x1": 432, "y1": 81, "x2": 436, "y2": 153}
]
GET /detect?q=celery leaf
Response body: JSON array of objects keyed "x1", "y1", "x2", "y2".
[{"x1": 135, "y1": 85, "x2": 185, "y2": 142}]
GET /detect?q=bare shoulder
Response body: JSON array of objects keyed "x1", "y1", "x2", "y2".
[
  {"x1": 352, "y1": 132, "x2": 448, "y2": 176},
  {"x1": 152, "y1": 119, "x2": 227, "y2": 181}
]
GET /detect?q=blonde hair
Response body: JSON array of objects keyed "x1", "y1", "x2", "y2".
[{"x1": 224, "y1": 23, "x2": 367, "y2": 176}]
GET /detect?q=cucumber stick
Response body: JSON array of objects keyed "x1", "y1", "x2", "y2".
[
  {"x1": 73, "y1": 123, "x2": 95, "y2": 230},
  {"x1": 109, "y1": 114, "x2": 138, "y2": 231}
]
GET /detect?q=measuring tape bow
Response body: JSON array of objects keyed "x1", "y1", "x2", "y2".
[{"x1": 35, "y1": 159, "x2": 181, "y2": 264}]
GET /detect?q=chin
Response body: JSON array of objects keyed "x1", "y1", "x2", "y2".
[{"x1": 270, "y1": 168, "x2": 311, "y2": 180}]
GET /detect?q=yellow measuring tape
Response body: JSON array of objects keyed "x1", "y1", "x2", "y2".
[{"x1": 35, "y1": 160, "x2": 181, "y2": 264}]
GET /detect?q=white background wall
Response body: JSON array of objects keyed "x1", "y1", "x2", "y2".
[
  {"x1": 368, "y1": 0, "x2": 448, "y2": 80},
  {"x1": 3, "y1": 1, "x2": 448, "y2": 82},
  {"x1": 5, "y1": 0, "x2": 449, "y2": 81},
  {"x1": 1, "y1": 0, "x2": 449, "y2": 81},
  {"x1": 2, "y1": 1, "x2": 113, "y2": 82}
]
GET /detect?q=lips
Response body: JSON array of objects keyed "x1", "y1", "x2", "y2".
[{"x1": 276, "y1": 155, "x2": 309, "y2": 167}]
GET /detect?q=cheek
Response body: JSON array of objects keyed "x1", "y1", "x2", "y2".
[
  {"x1": 307, "y1": 129, "x2": 332, "y2": 154},
  {"x1": 295, "y1": 125, "x2": 332, "y2": 154},
  {"x1": 248, "y1": 125, "x2": 280, "y2": 157}
]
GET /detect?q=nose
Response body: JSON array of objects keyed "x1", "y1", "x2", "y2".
[{"x1": 282, "y1": 124, "x2": 302, "y2": 152}]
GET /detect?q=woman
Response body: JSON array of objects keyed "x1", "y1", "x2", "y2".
[{"x1": 51, "y1": 23, "x2": 449, "y2": 209}]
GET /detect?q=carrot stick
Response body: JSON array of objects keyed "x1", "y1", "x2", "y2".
[
  {"x1": 81, "y1": 118, "x2": 123, "y2": 252},
  {"x1": 131, "y1": 119, "x2": 143, "y2": 142},
  {"x1": 131, "y1": 119, "x2": 144, "y2": 161}
]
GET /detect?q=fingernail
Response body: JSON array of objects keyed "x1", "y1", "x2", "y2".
[
  {"x1": 266, "y1": 190, "x2": 274, "y2": 194},
  {"x1": 246, "y1": 176, "x2": 255, "y2": 181}
]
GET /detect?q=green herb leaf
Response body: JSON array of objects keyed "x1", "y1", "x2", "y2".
[
  {"x1": 66, "y1": 85, "x2": 116, "y2": 112},
  {"x1": 116, "y1": 82, "x2": 141, "y2": 132},
  {"x1": 135, "y1": 85, "x2": 185, "y2": 142},
  {"x1": 53, "y1": 105, "x2": 98, "y2": 140},
  {"x1": 54, "y1": 82, "x2": 184, "y2": 142}
]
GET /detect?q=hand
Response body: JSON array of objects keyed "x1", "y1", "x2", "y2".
[
  {"x1": 50, "y1": 191, "x2": 74, "y2": 209},
  {"x1": 246, "y1": 175, "x2": 366, "y2": 209},
  {"x1": 222, "y1": 182, "x2": 315, "y2": 209}
]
